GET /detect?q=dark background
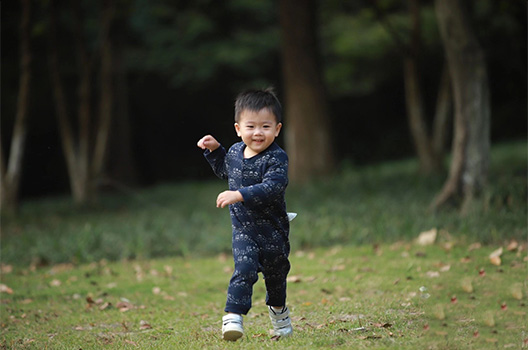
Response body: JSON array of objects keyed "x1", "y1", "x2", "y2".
[{"x1": 1, "y1": 0, "x2": 525, "y2": 200}]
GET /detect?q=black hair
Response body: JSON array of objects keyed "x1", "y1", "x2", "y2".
[{"x1": 234, "y1": 87, "x2": 282, "y2": 123}]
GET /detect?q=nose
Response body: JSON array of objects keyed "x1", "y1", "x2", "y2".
[{"x1": 254, "y1": 127, "x2": 264, "y2": 135}]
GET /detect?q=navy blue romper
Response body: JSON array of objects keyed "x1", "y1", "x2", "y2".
[{"x1": 204, "y1": 141, "x2": 291, "y2": 315}]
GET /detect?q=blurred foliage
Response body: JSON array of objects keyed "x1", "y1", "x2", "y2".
[
  {"x1": 2, "y1": 141, "x2": 525, "y2": 266},
  {"x1": 1, "y1": 0, "x2": 525, "y2": 198},
  {"x1": 127, "y1": 0, "x2": 280, "y2": 89}
]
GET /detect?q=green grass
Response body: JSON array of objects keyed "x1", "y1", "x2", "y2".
[
  {"x1": 0, "y1": 140, "x2": 526, "y2": 349},
  {"x1": 1, "y1": 141, "x2": 526, "y2": 267},
  {"x1": 1, "y1": 243, "x2": 526, "y2": 349}
]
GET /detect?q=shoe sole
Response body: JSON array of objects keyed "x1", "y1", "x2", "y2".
[{"x1": 222, "y1": 329, "x2": 243, "y2": 341}]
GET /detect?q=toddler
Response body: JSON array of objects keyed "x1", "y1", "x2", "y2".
[{"x1": 197, "y1": 88, "x2": 293, "y2": 341}]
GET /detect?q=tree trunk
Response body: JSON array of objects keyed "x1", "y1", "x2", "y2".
[
  {"x1": 432, "y1": 0, "x2": 491, "y2": 213},
  {"x1": 91, "y1": 0, "x2": 115, "y2": 193},
  {"x1": 403, "y1": 0, "x2": 442, "y2": 174},
  {"x1": 374, "y1": 0, "x2": 449, "y2": 175},
  {"x1": 48, "y1": 0, "x2": 88, "y2": 204},
  {"x1": 431, "y1": 61, "x2": 452, "y2": 159},
  {"x1": 106, "y1": 32, "x2": 138, "y2": 187},
  {"x1": 279, "y1": 0, "x2": 334, "y2": 183},
  {"x1": 403, "y1": 57, "x2": 441, "y2": 173},
  {"x1": 47, "y1": 0, "x2": 117, "y2": 205},
  {"x1": 1, "y1": 0, "x2": 32, "y2": 214}
]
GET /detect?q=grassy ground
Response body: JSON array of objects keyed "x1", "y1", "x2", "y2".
[
  {"x1": 1, "y1": 141, "x2": 526, "y2": 266},
  {"x1": 1, "y1": 242, "x2": 526, "y2": 349},
  {"x1": 0, "y1": 140, "x2": 526, "y2": 348}
]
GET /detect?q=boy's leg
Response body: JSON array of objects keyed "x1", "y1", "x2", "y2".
[
  {"x1": 225, "y1": 232, "x2": 260, "y2": 315},
  {"x1": 261, "y1": 233, "x2": 292, "y2": 337}
]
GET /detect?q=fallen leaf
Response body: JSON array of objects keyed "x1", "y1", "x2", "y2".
[
  {"x1": 287, "y1": 275, "x2": 302, "y2": 283},
  {"x1": 461, "y1": 278, "x2": 473, "y2": 293},
  {"x1": 0, "y1": 264, "x2": 13, "y2": 274},
  {"x1": 152, "y1": 287, "x2": 161, "y2": 295},
  {"x1": 433, "y1": 304, "x2": 445, "y2": 320},
  {"x1": 416, "y1": 228, "x2": 437, "y2": 246},
  {"x1": 99, "y1": 302, "x2": 111, "y2": 310},
  {"x1": 124, "y1": 339, "x2": 138, "y2": 346},
  {"x1": 489, "y1": 247, "x2": 503, "y2": 259},
  {"x1": 439, "y1": 265, "x2": 451, "y2": 272},
  {"x1": 511, "y1": 283, "x2": 523, "y2": 300},
  {"x1": 50, "y1": 279, "x2": 61, "y2": 287},
  {"x1": 473, "y1": 330, "x2": 479, "y2": 338},
  {"x1": 483, "y1": 311, "x2": 495, "y2": 327},
  {"x1": 450, "y1": 296, "x2": 458, "y2": 304},
  {"x1": 116, "y1": 301, "x2": 133, "y2": 312},
  {"x1": 500, "y1": 302, "x2": 507, "y2": 311},
  {"x1": 426, "y1": 271, "x2": 440, "y2": 278},
  {"x1": 507, "y1": 240, "x2": 519, "y2": 251},
  {"x1": 0, "y1": 284, "x2": 13, "y2": 294},
  {"x1": 479, "y1": 268, "x2": 486, "y2": 277},
  {"x1": 460, "y1": 256, "x2": 472, "y2": 263},
  {"x1": 489, "y1": 256, "x2": 501, "y2": 266},
  {"x1": 468, "y1": 242, "x2": 481, "y2": 251},
  {"x1": 371, "y1": 322, "x2": 392, "y2": 328},
  {"x1": 139, "y1": 320, "x2": 152, "y2": 330}
]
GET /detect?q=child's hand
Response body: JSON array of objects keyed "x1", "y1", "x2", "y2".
[
  {"x1": 197, "y1": 135, "x2": 220, "y2": 152},
  {"x1": 216, "y1": 190, "x2": 243, "y2": 208}
]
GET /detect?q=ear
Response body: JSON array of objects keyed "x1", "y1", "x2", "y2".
[
  {"x1": 234, "y1": 123, "x2": 241, "y2": 137},
  {"x1": 275, "y1": 122, "x2": 282, "y2": 137}
]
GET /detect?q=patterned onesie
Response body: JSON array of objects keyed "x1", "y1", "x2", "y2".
[{"x1": 204, "y1": 141, "x2": 291, "y2": 315}]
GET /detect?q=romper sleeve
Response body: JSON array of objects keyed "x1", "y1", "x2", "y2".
[
  {"x1": 238, "y1": 152, "x2": 288, "y2": 208},
  {"x1": 204, "y1": 145, "x2": 228, "y2": 180}
]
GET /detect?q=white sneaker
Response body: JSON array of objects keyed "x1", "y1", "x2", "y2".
[
  {"x1": 269, "y1": 306, "x2": 293, "y2": 337},
  {"x1": 222, "y1": 314, "x2": 244, "y2": 341}
]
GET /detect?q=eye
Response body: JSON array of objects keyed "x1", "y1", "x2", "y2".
[
  {"x1": 263, "y1": 125, "x2": 271, "y2": 129},
  {"x1": 246, "y1": 125, "x2": 254, "y2": 129}
]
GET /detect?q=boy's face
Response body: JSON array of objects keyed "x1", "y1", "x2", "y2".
[{"x1": 234, "y1": 108, "x2": 282, "y2": 158}]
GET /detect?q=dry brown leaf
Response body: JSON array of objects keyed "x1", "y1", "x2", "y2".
[
  {"x1": 99, "y1": 302, "x2": 111, "y2": 310},
  {"x1": 507, "y1": 240, "x2": 519, "y2": 251},
  {"x1": 49, "y1": 279, "x2": 61, "y2": 287},
  {"x1": 0, "y1": 284, "x2": 13, "y2": 294},
  {"x1": 511, "y1": 283, "x2": 523, "y2": 300},
  {"x1": 1, "y1": 264, "x2": 13, "y2": 274},
  {"x1": 116, "y1": 301, "x2": 133, "y2": 312},
  {"x1": 287, "y1": 275, "x2": 302, "y2": 283},
  {"x1": 139, "y1": 320, "x2": 152, "y2": 330},
  {"x1": 469, "y1": 242, "x2": 482, "y2": 251},
  {"x1": 416, "y1": 228, "x2": 437, "y2": 246},
  {"x1": 461, "y1": 278, "x2": 474, "y2": 293},
  {"x1": 489, "y1": 247, "x2": 503, "y2": 259},
  {"x1": 489, "y1": 256, "x2": 501, "y2": 266},
  {"x1": 124, "y1": 339, "x2": 138, "y2": 346},
  {"x1": 433, "y1": 304, "x2": 445, "y2": 320},
  {"x1": 483, "y1": 311, "x2": 495, "y2": 327}
]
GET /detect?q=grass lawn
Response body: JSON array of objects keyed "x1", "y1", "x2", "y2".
[
  {"x1": 1, "y1": 242, "x2": 526, "y2": 349},
  {"x1": 1, "y1": 140, "x2": 526, "y2": 348}
]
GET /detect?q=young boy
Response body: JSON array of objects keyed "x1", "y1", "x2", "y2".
[{"x1": 197, "y1": 88, "x2": 293, "y2": 341}]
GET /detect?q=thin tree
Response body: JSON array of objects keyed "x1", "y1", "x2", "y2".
[
  {"x1": 0, "y1": 0, "x2": 32, "y2": 214},
  {"x1": 432, "y1": 0, "x2": 491, "y2": 213},
  {"x1": 279, "y1": 0, "x2": 335, "y2": 183},
  {"x1": 373, "y1": 0, "x2": 452, "y2": 174},
  {"x1": 47, "y1": 0, "x2": 116, "y2": 205}
]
